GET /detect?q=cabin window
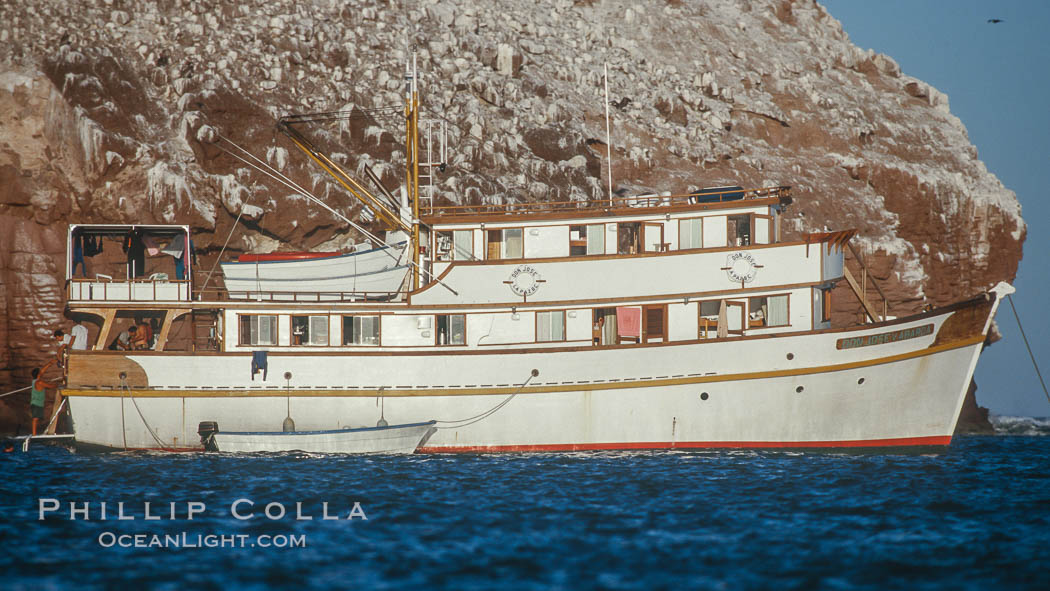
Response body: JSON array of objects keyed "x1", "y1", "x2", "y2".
[
  {"x1": 239, "y1": 315, "x2": 277, "y2": 346},
  {"x1": 486, "y1": 228, "x2": 523, "y2": 260},
  {"x1": 569, "y1": 225, "x2": 605, "y2": 256},
  {"x1": 679, "y1": 218, "x2": 703, "y2": 250},
  {"x1": 819, "y1": 287, "x2": 833, "y2": 323},
  {"x1": 536, "y1": 310, "x2": 566, "y2": 342},
  {"x1": 642, "y1": 223, "x2": 665, "y2": 252},
  {"x1": 642, "y1": 305, "x2": 667, "y2": 343},
  {"x1": 698, "y1": 301, "x2": 721, "y2": 339},
  {"x1": 436, "y1": 230, "x2": 473, "y2": 261},
  {"x1": 593, "y1": 308, "x2": 617, "y2": 345},
  {"x1": 700, "y1": 300, "x2": 745, "y2": 336},
  {"x1": 343, "y1": 315, "x2": 380, "y2": 345},
  {"x1": 617, "y1": 223, "x2": 641, "y2": 254},
  {"x1": 728, "y1": 214, "x2": 752, "y2": 246},
  {"x1": 436, "y1": 314, "x2": 466, "y2": 345},
  {"x1": 748, "y1": 294, "x2": 790, "y2": 328},
  {"x1": 291, "y1": 315, "x2": 329, "y2": 346}
]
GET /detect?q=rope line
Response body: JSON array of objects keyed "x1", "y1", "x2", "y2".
[
  {"x1": 1007, "y1": 294, "x2": 1050, "y2": 405},
  {"x1": 121, "y1": 379, "x2": 175, "y2": 451},
  {"x1": 435, "y1": 370, "x2": 539, "y2": 429},
  {"x1": 0, "y1": 385, "x2": 30, "y2": 399}
]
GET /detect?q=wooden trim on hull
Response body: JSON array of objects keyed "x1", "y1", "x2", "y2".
[
  {"x1": 61, "y1": 335, "x2": 985, "y2": 398},
  {"x1": 417, "y1": 435, "x2": 953, "y2": 453}
]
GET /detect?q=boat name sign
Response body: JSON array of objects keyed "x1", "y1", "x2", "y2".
[
  {"x1": 725, "y1": 252, "x2": 759, "y2": 284},
  {"x1": 507, "y1": 265, "x2": 544, "y2": 297}
]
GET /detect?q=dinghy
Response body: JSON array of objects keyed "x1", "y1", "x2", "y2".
[{"x1": 199, "y1": 421, "x2": 436, "y2": 454}]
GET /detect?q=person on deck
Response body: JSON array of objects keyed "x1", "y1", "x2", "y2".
[
  {"x1": 132, "y1": 319, "x2": 152, "y2": 350},
  {"x1": 53, "y1": 330, "x2": 71, "y2": 367},
  {"x1": 30, "y1": 360, "x2": 61, "y2": 435},
  {"x1": 110, "y1": 326, "x2": 136, "y2": 351},
  {"x1": 70, "y1": 320, "x2": 89, "y2": 350}
]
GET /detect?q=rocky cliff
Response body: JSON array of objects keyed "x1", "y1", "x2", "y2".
[{"x1": 0, "y1": 0, "x2": 1024, "y2": 433}]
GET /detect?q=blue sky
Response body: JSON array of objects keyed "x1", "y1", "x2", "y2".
[{"x1": 821, "y1": 1, "x2": 1050, "y2": 417}]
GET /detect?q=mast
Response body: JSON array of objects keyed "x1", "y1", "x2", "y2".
[
  {"x1": 406, "y1": 56, "x2": 422, "y2": 290},
  {"x1": 603, "y1": 62, "x2": 614, "y2": 203}
]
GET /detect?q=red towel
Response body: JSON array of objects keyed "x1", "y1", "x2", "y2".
[{"x1": 616, "y1": 307, "x2": 641, "y2": 337}]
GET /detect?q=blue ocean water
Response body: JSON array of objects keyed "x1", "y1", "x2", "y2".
[{"x1": 2, "y1": 433, "x2": 1049, "y2": 590}]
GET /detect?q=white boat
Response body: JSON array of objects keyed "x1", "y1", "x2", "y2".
[
  {"x1": 219, "y1": 242, "x2": 410, "y2": 300},
  {"x1": 54, "y1": 64, "x2": 1011, "y2": 453},
  {"x1": 202, "y1": 421, "x2": 436, "y2": 454}
]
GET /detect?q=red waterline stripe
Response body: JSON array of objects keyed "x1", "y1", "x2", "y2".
[{"x1": 417, "y1": 435, "x2": 952, "y2": 453}]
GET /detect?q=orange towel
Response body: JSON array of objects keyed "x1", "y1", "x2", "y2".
[{"x1": 616, "y1": 307, "x2": 641, "y2": 337}]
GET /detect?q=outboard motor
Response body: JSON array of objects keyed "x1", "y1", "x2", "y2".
[{"x1": 198, "y1": 421, "x2": 219, "y2": 451}]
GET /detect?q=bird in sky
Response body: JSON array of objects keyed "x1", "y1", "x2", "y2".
[{"x1": 987, "y1": 18, "x2": 1004, "y2": 24}]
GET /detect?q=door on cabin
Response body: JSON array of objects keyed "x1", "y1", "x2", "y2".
[
  {"x1": 642, "y1": 304, "x2": 667, "y2": 343},
  {"x1": 643, "y1": 223, "x2": 664, "y2": 252},
  {"x1": 487, "y1": 230, "x2": 502, "y2": 260},
  {"x1": 725, "y1": 301, "x2": 745, "y2": 335},
  {"x1": 617, "y1": 223, "x2": 640, "y2": 254}
]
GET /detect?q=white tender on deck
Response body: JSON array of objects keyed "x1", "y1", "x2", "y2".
[{"x1": 219, "y1": 242, "x2": 409, "y2": 299}]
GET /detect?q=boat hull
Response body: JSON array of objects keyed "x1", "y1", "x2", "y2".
[
  {"x1": 210, "y1": 422, "x2": 436, "y2": 454},
  {"x1": 63, "y1": 295, "x2": 1000, "y2": 452}
]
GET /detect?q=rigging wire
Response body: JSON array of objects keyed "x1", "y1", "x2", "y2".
[
  {"x1": 1006, "y1": 294, "x2": 1050, "y2": 405},
  {"x1": 199, "y1": 186, "x2": 257, "y2": 294},
  {"x1": 211, "y1": 134, "x2": 458, "y2": 295}
]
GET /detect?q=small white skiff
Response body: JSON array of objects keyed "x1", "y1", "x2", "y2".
[
  {"x1": 202, "y1": 421, "x2": 436, "y2": 454},
  {"x1": 220, "y1": 242, "x2": 409, "y2": 299}
]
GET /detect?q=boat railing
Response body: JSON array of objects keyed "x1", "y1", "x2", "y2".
[
  {"x1": 423, "y1": 185, "x2": 790, "y2": 218},
  {"x1": 844, "y1": 242, "x2": 890, "y2": 323},
  {"x1": 193, "y1": 288, "x2": 404, "y2": 303},
  {"x1": 67, "y1": 275, "x2": 192, "y2": 302}
]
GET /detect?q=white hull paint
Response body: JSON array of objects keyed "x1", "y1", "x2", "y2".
[{"x1": 65, "y1": 299, "x2": 997, "y2": 452}]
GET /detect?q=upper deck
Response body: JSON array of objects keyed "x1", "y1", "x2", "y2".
[
  {"x1": 66, "y1": 224, "x2": 193, "y2": 304},
  {"x1": 421, "y1": 185, "x2": 791, "y2": 224}
]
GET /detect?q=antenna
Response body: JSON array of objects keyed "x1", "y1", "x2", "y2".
[{"x1": 603, "y1": 62, "x2": 614, "y2": 202}]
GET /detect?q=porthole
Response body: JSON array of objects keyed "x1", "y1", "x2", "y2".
[
  {"x1": 795, "y1": 386, "x2": 804, "y2": 393},
  {"x1": 786, "y1": 353, "x2": 795, "y2": 360},
  {"x1": 700, "y1": 392, "x2": 710, "y2": 401},
  {"x1": 857, "y1": 378, "x2": 865, "y2": 385}
]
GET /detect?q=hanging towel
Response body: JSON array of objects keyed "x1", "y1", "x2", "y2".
[
  {"x1": 161, "y1": 234, "x2": 186, "y2": 258},
  {"x1": 616, "y1": 306, "x2": 641, "y2": 338},
  {"x1": 251, "y1": 351, "x2": 268, "y2": 381},
  {"x1": 143, "y1": 235, "x2": 162, "y2": 256}
]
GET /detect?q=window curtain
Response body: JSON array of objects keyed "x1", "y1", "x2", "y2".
[
  {"x1": 310, "y1": 316, "x2": 328, "y2": 345},
  {"x1": 453, "y1": 230, "x2": 472, "y2": 260},
  {"x1": 681, "y1": 219, "x2": 702, "y2": 249},
  {"x1": 768, "y1": 295, "x2": 789, "y2": 326},
  {"x1": 537, "y1": 311, "x2": 565, "y2": 341},
  {"x1": 586, "y1": 225, "x2": 605, "y2": 255},
  {"x1": 504, "y1": 229, "x2": 523, "y2": 258},
  {"x1": 601, "y1": 310, "x2": 618, "y2": 345}
]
